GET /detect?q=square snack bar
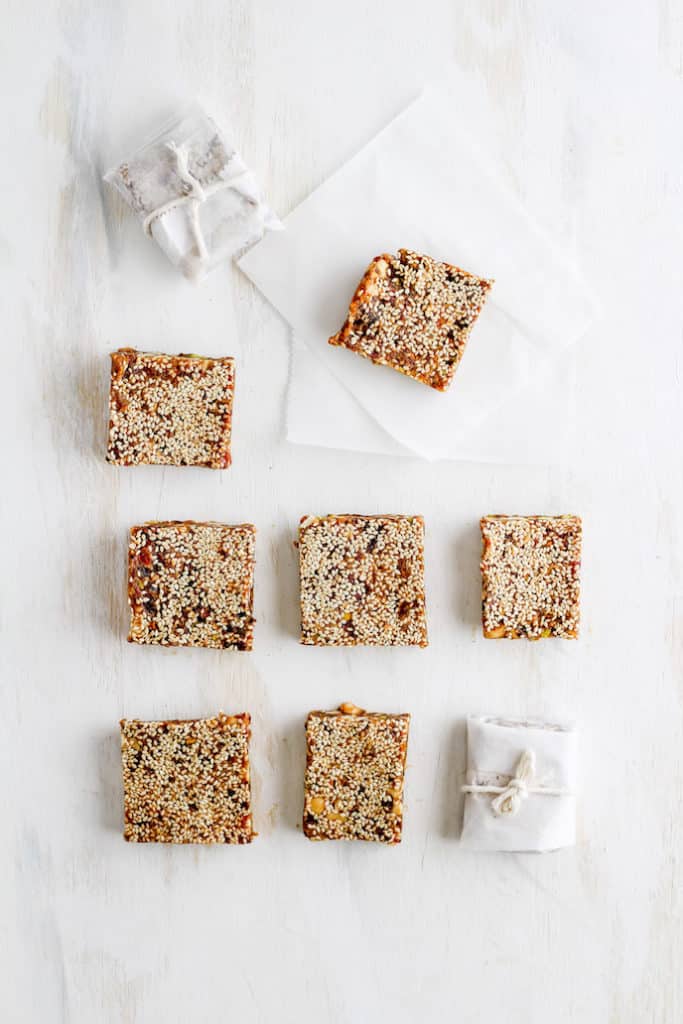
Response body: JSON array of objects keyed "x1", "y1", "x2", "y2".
[
  {"x1": 329, "y1": 249, "x2": 493, "y2": 392},
  {"x1": 304, "y1": 703, "x2": 410, "y2": 844},
  {"x1": 480, "y1": 515, "x2": 582, "y2": 639},
  {"x1": 128, "y1": 521, "x2": 255, "y2": 650},
  {"x1": 107, "y1": 348, "x2": 234, "y2": 468},
  {"x1": 298, "y1": 514, "x2": 428, "y2": 647},
  {"x1": 461, "y1": 715, "x2": 577, "y2": 852},
  {"x1": 120, "y1": 713, "x2": 254, "y2": 844}
]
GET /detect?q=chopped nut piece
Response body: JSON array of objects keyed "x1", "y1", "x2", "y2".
[
  {"x1": 329, "y1": 249, "x2": 493, "y2": 391},
  {"x1": 127, "y1": 520, "x2": 256, "y2": 650},
  {"x1": 298, "y1": 514, "x2": 428, "y2": 647},
  {"x1": 107, "y1": 348, "x2": 234, "y2": 468},
  {"x1": 303, "y1": 704, "x2": 410, "y2": 844},
  {"x1": 480, "y1": 515, "x2": 582, "y2": 640},
  {"x1": 339, "y1": 702, "x2": 364, "y2": 715},
  {"x1": 120, "y1": 713, "x2": 255, "y2": 844}
]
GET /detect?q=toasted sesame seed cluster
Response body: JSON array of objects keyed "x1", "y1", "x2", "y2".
[
  {"x1": 107, "y1": 348, "x2": 234, "y2": 468},
  {"x1": 480, "y1": 515, "x2": 582, "y2": 639},
  {"x1": 298, "y1": 514, "x2": 428, "y2": 647},
  {"x1": 328, "y1": 249, "x2": 493, "y2": 392},
  {"x1": 303, "y1": 703, "x2": 410, "y2": 844},
  {"x1": 120, "y1": 714, "x2": 254, "y2": 844},
  {"x1": 128, "y1": 521, "x2": 256, "y2": 650}
]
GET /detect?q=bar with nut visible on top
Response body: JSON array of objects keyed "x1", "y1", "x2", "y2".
[
  {"x1": 329, "y1": 248, "x2": 493, "y2": 392},
  {"x1": 480, "y1": 515, "x2": 582, "y2": 640},
  {"x1": 120, "y1": 713, "x2": 255, "y2": 844},
  {"x1": 107, "y1": 348, "x2": 234, "y2": 468},
  {"x1": 303, "y1": 702, "x2": 410, "y2": 844},
  {"x1": 297, "y1": 513, "x2": 428, "y2": 647},
  {"x1": 127, "y1": 520, "x2": 256, "y2": 650}
]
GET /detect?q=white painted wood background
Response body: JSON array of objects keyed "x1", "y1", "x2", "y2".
[{"x1": 2, "y1": 1, "x2": 682, "y2": 1021}]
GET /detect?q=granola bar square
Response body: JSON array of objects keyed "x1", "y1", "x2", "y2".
[
  {"x1": 329, "y1": 249, "x2": 493, "y2": 392},
  {"x1": 120, "y1": 714, "x2": 254, "y2": 844},
  {"x1": 298, "y1": 514, "x2": 428, "y2": 647},
  {"x1": 107, "y1": 348, "x2": 234, "y2": 468},
  {"x1": 303, "y1": 703, "x2": 410, "y2": 844},
  {"x1": 480, "y1": 515, "x2": 582, "y2": 639},
  {"x1": 128, "y1": 521, "x2": 255, "y2": 650}
]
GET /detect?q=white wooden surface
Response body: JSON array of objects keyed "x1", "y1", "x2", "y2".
[{"x1": 3, "y1": 2, "x2": 683, "y2": 1021}]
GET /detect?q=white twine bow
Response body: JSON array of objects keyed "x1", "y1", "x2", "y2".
[
  {"x1": 462, "y1": 748, "x2": 569, "y2": 818},
  {"x1": 166, "y1": 141, "x2": 206, "y2": 202},
  {"x1": 490, "y1": 749, "x2": 535, "y2": 816},
  {"x1": 141, "y1": 140, "x2": 264, "y2": 274},
  {"x1": 141, "y1": 142, "x2": 209, "y2": 262},
  {"x1": 142, "y1": 140, "x2": 245, "y2": 265}
]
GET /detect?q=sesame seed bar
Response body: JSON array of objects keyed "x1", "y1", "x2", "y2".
[
  {"x1": 298, "y1": 514, "x2": 428, "y2": 647},
  {"x1": 120, "y1": 714, "x2": 255, "y2": 844},
  {"x1": 107, "y1": 348, "x2": 234, "y2": 468},
  {"x1": 481, "y1": 515, "x2": 582, "y2": 640},
  {"x1": 128, "y1": 521, "x2": 255, "y2": 650},
  {"x1": 303, "y1": 703, "x2": 410, "y2": 844},
  {"x1": 329, "y1": 249, "x2": 493, "y2": 392}
]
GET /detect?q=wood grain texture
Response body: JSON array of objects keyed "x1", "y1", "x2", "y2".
[{"x1": 2, "y1": 1, "x2": 682, "y2": 1021}]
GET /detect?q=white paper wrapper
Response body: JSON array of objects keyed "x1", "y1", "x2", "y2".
[
  {"x1": 287, "y1": 333, "x2": 578, "y2": 464},
  {"x1": 461, "y1": 715, "x2": 577, "y2": 853},
  {"x1": 239, "y1": 73, "x2": 597, "y2": 462},
  {"x1": 105, "y1": 103, "x2": 280, "y2": 281}
]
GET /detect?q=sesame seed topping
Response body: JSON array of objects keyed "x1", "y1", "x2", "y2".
[
  {"x1": 127, "y1": 520, "x2": 256, "y2": 650},
  {"x1": 106, "y1": 348, "x2": 234, "y2": 468},
  {"x1": 480, "y1": 515, "x2": 582, "y2": 640},
  {"x1": 298, "y1": 514, "x2": 428, "y2": 647},
  {"x1": 329, "y1": 249, "x2": 493, "y2": 392},
  {"x1": 120, "y1": 714, "x2": 255, "y2": 844},
  {"x1": 303, "y1": 704, "x2": 410, "y2": 844}
]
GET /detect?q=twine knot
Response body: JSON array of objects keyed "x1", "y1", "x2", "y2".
[
  {"x1": 143, "y1": 140, "x2": 210, "y2": 262},
  {"x1": 489, "y1": 749, "x2": 535, "y2": 816},
  {"x1": 165, "y1": 141, "x2": 206, "y2": 202}
]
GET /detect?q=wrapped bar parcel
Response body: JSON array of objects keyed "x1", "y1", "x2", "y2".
[
  {"x1": 461, "y1": 715, "x2": 577, "y2": 852},
  {"x1": 105, "y1": 104, "x2": 280, "y2": 280}
]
